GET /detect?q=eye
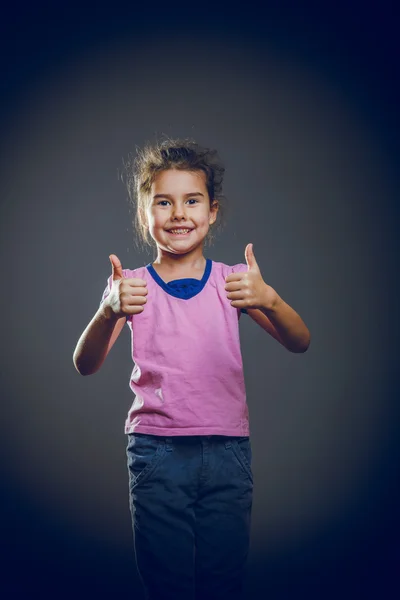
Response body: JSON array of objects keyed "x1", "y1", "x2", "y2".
[{"x1": 156, "y1": 199, "x2": 199, "y2": 206}]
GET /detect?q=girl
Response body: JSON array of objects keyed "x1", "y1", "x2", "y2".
[{"x1": 73, "y1": 138, "x2": 310, "y2": 600}]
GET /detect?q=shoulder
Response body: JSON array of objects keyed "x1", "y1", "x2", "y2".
[
  {"x1": 102, "y1": 265, "x2": 148, "y2": 294},
  {"x1": 230, "y1": 262, "x2": 248, "y2": 274},
  {"x1": 121, "y1": 265, "x2": 148, "y2": 279},
  {"x1": 211, "y1": 260, "x2": 248, "y2": 277}
]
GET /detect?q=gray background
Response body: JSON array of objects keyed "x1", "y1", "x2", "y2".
[{"x1": 1, "y1": 3, "x2": 399, "y2": 599}]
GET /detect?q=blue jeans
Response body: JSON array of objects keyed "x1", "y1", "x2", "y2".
[{"x1": 126, "y1": 433, "x2": 253, "y2": 600}]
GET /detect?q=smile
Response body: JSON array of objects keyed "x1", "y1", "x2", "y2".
[{"x1": 167, "y1": 229, "x2": 193, "y2": 236}]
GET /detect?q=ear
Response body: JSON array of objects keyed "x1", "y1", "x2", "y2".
[{"x1": 209, "y1": 199, "x2": 219, "y2": 224}]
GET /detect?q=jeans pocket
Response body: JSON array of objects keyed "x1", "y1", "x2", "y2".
[
  {"x1": 230, "y1": 437, "x2": 253, "y2": 483},
  {"x1": 126, "y1": 433, "x2": 166, "y2": 489}
]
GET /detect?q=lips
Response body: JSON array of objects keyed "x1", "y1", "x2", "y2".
[
  {"x1": 167, "y1": 228, "x2": 193, "y2": 232},
  {"x1": 167, "y1": 229, "x2": 193, "y2": 236}
]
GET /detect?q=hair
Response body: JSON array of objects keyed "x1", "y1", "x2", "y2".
[{"x1": 122, "y1": 136, "x2": 227, "y2": 254}]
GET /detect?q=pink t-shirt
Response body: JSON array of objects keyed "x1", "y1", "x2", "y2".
[{"x1": 100, "y1": 259, "x2": 250, "y2": 436}]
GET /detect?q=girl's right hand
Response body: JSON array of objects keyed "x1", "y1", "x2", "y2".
[{"x1": 105, "y1": 254, "x2": 148, "y2": 317}]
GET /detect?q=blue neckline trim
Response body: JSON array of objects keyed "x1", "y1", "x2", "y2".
[{"x1": 145, "y1": 258, "x2": 212, "y2": 299}]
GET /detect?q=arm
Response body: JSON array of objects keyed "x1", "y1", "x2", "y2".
[
  {"x1": 73, "y1": 302, "x2": 127, "y2": 376},
  {"x1": 226, "y1": 247, "x2": 310, "y2": 353},
  {"x1": 246, "y1": 308, "x2": 286, "y2": 347},
  {"x1": 248, "y1": 296, "x2": 310, "y2": 353}
]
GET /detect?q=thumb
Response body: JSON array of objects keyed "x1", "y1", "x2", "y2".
[
  {"x1": 109, "y1": 254, "x2": 124, "y2": 280},
  {"x1": 245, "y1": 243, "x2": 259, "y2": 272}
]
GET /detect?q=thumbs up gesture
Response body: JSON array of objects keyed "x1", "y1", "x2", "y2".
[
  {"x1": 106, "y1": 254, "x2": 148, "y2": 317},
  {"x1": 225, "y1": 244, "x2": 279, "y2": 310}
]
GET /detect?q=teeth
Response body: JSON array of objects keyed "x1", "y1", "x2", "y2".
[{"x1": 169, "y1": 229, "x2": 190, "y2": 234}]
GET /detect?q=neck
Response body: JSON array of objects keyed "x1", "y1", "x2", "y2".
[{"x1": 153, "y1": 249, "x2": 206, "y2": 272}]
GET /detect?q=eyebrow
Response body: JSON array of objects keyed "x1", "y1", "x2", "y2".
[{"x1": 152, "y1": 192, "x2": 204, "y2": 200}]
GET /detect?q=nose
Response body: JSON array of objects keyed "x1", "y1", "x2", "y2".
[{"x1": 171, "y1": 204, "x2": 187, "y2": 220}]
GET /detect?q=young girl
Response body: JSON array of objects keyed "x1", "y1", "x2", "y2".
[{"x1": 73, "y1": 138, "x2": 310, "y2": 600}]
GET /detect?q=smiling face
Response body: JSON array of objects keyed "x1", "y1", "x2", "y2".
[{"x1": 145, "y1": 169, "x2": 218, "y2": 262}]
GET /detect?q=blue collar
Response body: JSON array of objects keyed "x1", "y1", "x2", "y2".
[{"x1": 146, "y1": 259, "x2": 212, "y2": 300}]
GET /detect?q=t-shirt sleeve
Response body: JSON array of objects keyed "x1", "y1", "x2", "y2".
[{"x1": 230, "y1": 263, "x2": 249, "y2": 315}]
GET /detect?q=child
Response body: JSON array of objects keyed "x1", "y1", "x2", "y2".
[{"x1": 73, "y1": 138, "x2": 310, "y2": 600}]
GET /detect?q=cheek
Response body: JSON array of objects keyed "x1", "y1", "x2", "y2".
[
  {"x1": 150, "y1": 213, "x2": 164, "y2": 228},
  {"x1": 198, "y1": 212, "x2": 211, "y2": 227}
]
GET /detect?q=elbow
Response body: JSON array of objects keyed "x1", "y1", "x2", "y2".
[
  {"x1": 74, "y1": 365, "x2": 96, "y2": 376},
  {"x1": 73, "y1": 360, "x2": 86, "y2": 376},
  {"x1": 287, "y1": 334, "x2": 311, "y2": 354},
  {"x1": 73, "y1": 354, "x2": 96, "y2": 376},
  {"x1": 291, "y1": 344, "x2": 309, "y2": 354},
  {"x1": 75, "y1": 368, "x2": 92, "y2": 376}
]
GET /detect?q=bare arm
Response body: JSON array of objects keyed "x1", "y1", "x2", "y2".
[
  {"x1": 248, "y1": 297, "x2": 310, "y2": 353},
  {"x1": 73, "y1": 302, "x2": 127, "y2": 376},
  {"x1": 246, "y1": 308, "x2": 287, "y2": 347}
]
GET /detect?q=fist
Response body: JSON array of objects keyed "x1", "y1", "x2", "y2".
[{"x1": 106, "y1": 254, "x2": 148, "y2": 317}]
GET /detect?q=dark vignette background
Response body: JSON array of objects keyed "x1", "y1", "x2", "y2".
[{"x1": 0, "y1": 2, "x2": 399, "y2": 599}]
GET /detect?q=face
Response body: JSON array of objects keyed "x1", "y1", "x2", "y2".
[{"x1": 145, "y1": 169, "x2": 218, "y2": 257}]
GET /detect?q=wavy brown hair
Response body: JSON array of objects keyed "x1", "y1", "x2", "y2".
[{"x1": 122, "y1": 136, "x2": 227, "y2": 253}]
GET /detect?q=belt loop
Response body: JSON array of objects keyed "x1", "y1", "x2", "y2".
[
  {"x1": 165, "y1": 436, "x2": 173, "y2": 451},
  {"x1": 225, "y1": 439, "x2": 232, "y2": 449}
]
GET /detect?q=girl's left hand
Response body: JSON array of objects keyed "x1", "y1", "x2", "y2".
[{"x1": 225, "y1": 243, "x2": 279, "y2": 311}]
